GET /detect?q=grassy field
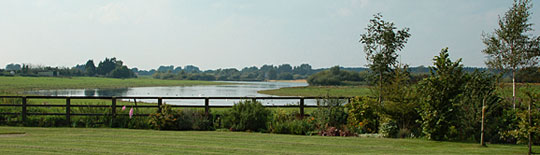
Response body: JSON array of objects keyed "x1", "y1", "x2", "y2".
[
  {"x1": 258, "y1": 86, "x2": 371, "y2": 97},
  {"x1": 0, "y1": 126, "x2": 535, "y2": 154},
  {"x1": 258, "y1": 84, "x2": 540, "y2": 97},
  {"x1": 0, "y1": 76, "x2": 227, "y2": 94}
]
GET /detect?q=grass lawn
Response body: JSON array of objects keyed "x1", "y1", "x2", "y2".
[
  {"x1": 0, "y1": 126, "x2": 535, "y2": 154},
  {"x1": 258, "y1": 86, "x2": 371, "y2": 97},
  {"x1": 0, "y1": 76, "x2": 227, "y2": 94}
]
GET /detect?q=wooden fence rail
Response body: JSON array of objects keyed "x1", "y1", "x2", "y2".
[{"x1": 0, "y1": 96, "x2": 352, "y2": 126}]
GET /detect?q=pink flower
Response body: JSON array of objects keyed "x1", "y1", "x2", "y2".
[
  {"x1": 122, "y1": 106, "x2": 126, "y2": 111},
  {"x1": 129, "y1": 108, "x2": 134, "y2": 119}
]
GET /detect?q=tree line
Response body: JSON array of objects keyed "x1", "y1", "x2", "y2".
[{"x1": 1, "y1": 57, "x2": 136, "y2": 78}]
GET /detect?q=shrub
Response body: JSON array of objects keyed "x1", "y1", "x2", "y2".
[
  {"x1": 379, "y1": 119, "x2": 398, "y2": 138},
  {"x1": 312, "y1": 98, "x2": 350, "y2": 136},
  {"x1": 148, "y1": 105, "x2": 212, "y2": 130},
  {"x1": 148, "y1": 105, "x2": 180, "y2": 130},
  {"x1": 222, "y1": 100, "x2": 271, "y2": 132},
  {"x1": 270, "y1": 110, "x2": 315, "y2": 135},
  {"x1": 345, "y1": 96, "x2": 379, "y2": 134}
]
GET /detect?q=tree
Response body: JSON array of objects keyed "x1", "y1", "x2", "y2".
[
  {"x1": 85, "y1": 60, "x2": 97, "y2": 76},
  {"x1": 110, "y1": 66, "x2": 136, "y2": 78},
  {"x1": 482, "y1": 0, "x2": 540, "y2": 108},
  {"x1": 5, "y1": 63, "x2": 21, "y2": 71},
  {"x1": 97, "y1": 58, "x2": 118, "y2": 76},
  {"x1": 359, "y1": 13, "x2": 411, "y2": 103},
  {"x1": 418, "y1": 48, "x2": 467, "y2": 140}
]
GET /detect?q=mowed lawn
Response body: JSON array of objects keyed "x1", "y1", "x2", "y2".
[{"x1": 0, "y1": 126, "x2": 535, "y2": 154}]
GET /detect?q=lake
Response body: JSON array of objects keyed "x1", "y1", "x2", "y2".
[{"x1": 24, "y1": 81, "x2": 318, "y2": 106}]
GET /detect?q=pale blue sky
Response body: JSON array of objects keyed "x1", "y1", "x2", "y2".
[{"x1": 1, "y1": 0, "x2": 539, "y2": 70}]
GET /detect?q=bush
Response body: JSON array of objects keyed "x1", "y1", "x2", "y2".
[
  {"x1": 307, "y1": 66, "x2": 367, "y2": 86},
  {"x1": 270, "y1": 110, "x2": 315, "y2": 135},
  {"x1": 222, "y1": 100, "x2": 271, "y2": 132},
  {"x1": 312, "y1": 98, "x2": 350, "y2": 136},
  {"x1": 148, "y1": 105, "x2": 212, "y2": 130},
  {"x1": 148, "y1": 105, "x2": 181, "y2": 130},
  {"x1": 345, "y1": 96, "x2": 379, "y2": 134},
  {"x1": 379, "y1": 119, "x2": 398, "y2": 138}
]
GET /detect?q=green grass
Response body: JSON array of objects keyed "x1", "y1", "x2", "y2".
[
  {"x1": 258, "y1": 84, "x2": 540, "y2": 97},
  {"x1": 0, "y1": 126, "x2": 535, "y2": 154},
  {"x1": 0, "y1": 76, "x2": 227, "y2": 94},
  {"x1": 258, "y1": 86, "x2": 371, "y2": 97}
]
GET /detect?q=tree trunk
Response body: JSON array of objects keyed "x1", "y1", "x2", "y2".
[
  {"x1": 481, "y1": 98, "x2": 486, "y2": 146},
  {"x1": 379, "y1": 72, "x2": 382, "y2": 104},
  {"x1": 528, "y1": 100, "x2": 532, "y2": 155},
  {"x1": 512, "y1": 69, "x2": 516, "y2": 109}
]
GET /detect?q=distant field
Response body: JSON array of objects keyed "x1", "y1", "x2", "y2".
[
  {"x1": 258, "y1": 86, "x2": 371, "y2": 97},
  {"x1": 258, "y1": 84, "x2": 540, "y2": 97},
  {"x1": 0, "y1": 126, "x2": 535, "y2": 154},
  {"x1": 0, "y1": 76, "x2": 227, "y2": 94}
]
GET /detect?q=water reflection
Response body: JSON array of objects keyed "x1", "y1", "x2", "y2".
[{"x1": 24, "y1": 81, "x2": 313, "y2": 105}]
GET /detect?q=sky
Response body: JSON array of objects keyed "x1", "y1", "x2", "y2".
[{"x1": 1, "y1": 0, "x2": 539, "y2": 70}]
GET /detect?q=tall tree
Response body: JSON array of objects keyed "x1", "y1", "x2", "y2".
[
  {"x1": 359, "y1": 13, "x2": 411, "y2": 103},
  {"x1": 85, "y1": 60, "x2": 96, "y2": 76},
  {"x1": 418, "y1": 48, "x2": 467, "y2": 141},
  {"x1": 482, "y1": 0, "x2": 540, "y2": 108}
]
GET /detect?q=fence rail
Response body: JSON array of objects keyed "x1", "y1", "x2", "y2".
[{"x1": 0, "y1": 96, "x2": 353, "y2": 126}]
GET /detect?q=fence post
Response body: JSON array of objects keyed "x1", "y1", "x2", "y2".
[
  {"x1": 21, "y1": 96, "x2": 27, "y2": 125},
  {"x1": 205, "y1": 97, "x2": 210, "y2": 117},
  {"x1": 111, "y1": 97, "x2": 116, "y2": 126},
  {"x1": 157, "y1": 97, "x2": 163, "y2": 113},
  {"x1": 299, "y1": 97, "x2": 304, "y2": 119},
  {"x1": 66, "y1": 97, "x2": 71, "y2": 127}
]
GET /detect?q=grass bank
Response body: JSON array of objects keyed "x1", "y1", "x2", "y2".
[
  {"x1": 258, "y1": 86, "x2": 371, "y2": 97},
  {"x1": 0, "y1": 126, "x2": 535, "y2": 154},
  {"x1": 258, "y1": 84, "x2": 540, "y2": 97},
  {"x1": 0, "y1": 76, "x2": 227, "y2": 94}
]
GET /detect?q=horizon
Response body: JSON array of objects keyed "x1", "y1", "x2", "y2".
[{"x1": 1, "y1": 0, "x2": 539, "y2": 70}]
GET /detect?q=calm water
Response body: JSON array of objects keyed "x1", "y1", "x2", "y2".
[{"x1": 24, "y1": 81, "x2": 316, "y2": 105}]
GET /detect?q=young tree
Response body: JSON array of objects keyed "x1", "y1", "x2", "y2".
[
  {"x1": 359, "y1": 13, "x2": 411, "y2": 103},
  {"x1": 418, "y1": 48, "x2": 467, "y2": 141},
  {"x1": 482, "y1": 0, "x2": 540, "y2": 108}
]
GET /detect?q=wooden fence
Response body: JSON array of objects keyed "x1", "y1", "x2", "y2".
[{"x1": 0, "y1": 96, "x2": 352, "y2": 125}]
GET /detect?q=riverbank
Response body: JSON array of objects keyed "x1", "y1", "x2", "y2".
[
  {"x1": 0, "y1": 76, "x2": 228, "y2": 94},
  {"x1": 258, "y1": 86, "x2": 371, "y2": 97}
]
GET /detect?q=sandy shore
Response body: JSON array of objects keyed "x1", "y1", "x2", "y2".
[{"x1": 266, "y1": 79, "x2": 307, "y2": 83}]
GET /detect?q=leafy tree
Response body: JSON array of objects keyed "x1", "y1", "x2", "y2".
[
  {"x1": 110, "y1": 66, "x2": 136, "y2": 78},
  {"x1": 277, "y1": 64, "x2": 293, "y2": 73},
  {"x1": 482, "y1": 0, "x2": 540, "y2": 107},
  {"x1": 293, "y1": 64, "x2": 312, "y2": 75},
  {"x1": 379, "y1": 65, "x2": 420, "y2": 136},
  {"x1": 457, "y1": 71, "x2": 502, "y2": 142},
  {"x1": 307, "y1": 66, "x2": 366, "y2": 86},
  {"x1": 157, "y1": 65, "x2": 174, "y2": 73},
  {"x1": 418, "y1": 48, "x2": 467, "y2": 141},
  {"x1": 184, "y1": 65, "x2": 200, "y2": 73},
  {"x1": 359, "y1": 13, "x2": 411, "y2": 103},
  {"x1": 84, "y1": 60, "x2": 97, "y2": 76},
  {"x1": 5, "y1": 63, "x2": 21, "y2": 71},
  {"x1": 97, "y1": 58, "x2": 119, "y2": 76}
]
